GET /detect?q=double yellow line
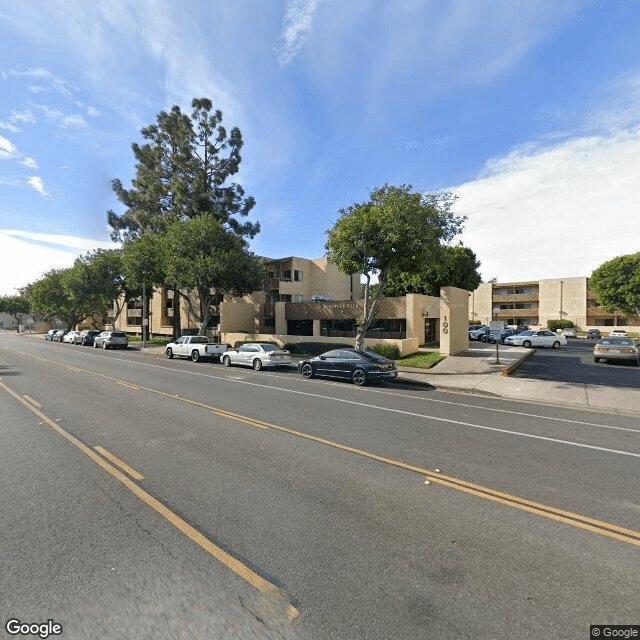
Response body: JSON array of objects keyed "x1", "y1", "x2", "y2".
[{"x1": 2, "y1": 379, "x2": 298, "y2": 621}]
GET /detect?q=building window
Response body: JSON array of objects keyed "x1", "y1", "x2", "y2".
[
  {"x1": 281, "y1": 270, "x2": 292, "y2": 280},
  {"x1": 294, "y1": 270, "x2": 303, "y2": 282},
  {"x1": 281, "y1": 294, "x2": 292, "y2": 302},
  {"x1": 287, "y1": 319, "x2": 313, "y2": 336},
  {"x1": 292, "y1": 294, "x2": 304, "y2": 302}
]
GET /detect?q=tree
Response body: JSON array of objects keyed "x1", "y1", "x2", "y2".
[
  {"x1": 107, "y1": 97, "x2": 259, "y2": 338},
  {"x1": 74, "y1": 249, "x2": 128, "y2": 326},
  {"x1": 0, "y1": 296, "x2": 30, "y2": 332},
  {"x1": 162, "y1": 215, "x2": 268, "y2": 335},
  {"x1": 326, "y1": 184, "x2": 464, "y2": 349},
  {"x1": 122, "y1": 233, "x2": 167, "y2": 340},
  {"x1": 589, "y1": 252, "x2": 640, "y2": 318},
  {"x1": 385, "y1": 244, "x2": 481, "y2": 297},
  {"x1": 25, "y1": 269, "x2": 83, "y2": 329}
]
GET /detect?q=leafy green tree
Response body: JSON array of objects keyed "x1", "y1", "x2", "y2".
[
  {"x1": 0, "y1": 296, "x2": 30, "y2": 331},
  {"x1": 163, "y1": 215, "x2": 268, "y2": 335},
  {"x1": 25, "y1": 269, "x2": 84, "y2": 329},
  {"x1": 122, "y1": 233, "x2": 167, "y2": 340},
  {"x1": 326, "y1": 184, "x2": 464, "y2": 349},
  {"x1": 107, "y1": 97, "x2": 259, "y2": 338},
  {"x1": 73, "y1": 249, "x2": 128, "y2": 326},
  {"x1": 385, "y1": 245, "x2": 481, "y2": 297},
  {"x1": 589, "y1": 252, "x2": 640, "y2": 318}
]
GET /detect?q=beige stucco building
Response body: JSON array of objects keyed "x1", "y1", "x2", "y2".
[
  {"x1": 469, "y1": 277, "x2": 634, "y2": 329},
  {"x1": 111, "y1": 254, "x2": 472, "y2": 356}
]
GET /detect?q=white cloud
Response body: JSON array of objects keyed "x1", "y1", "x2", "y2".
[
  {"x1": 22, "y1": 157, "x2": 39, "y2": 169},
  {"x1": 0, "y1": 134, "x2": 19, "y2": 160},
  {"x1": 0, "y1": 229, "x2": 118, "y2": 295},
  {"x1": 62, "y1": 114, "x2": 88, "y2": 129},
  {"x1": 27, "y1": 176, "x2": 49, "y2": 198},
  {"x1": 453, "y1": 127, "x2": 640, "y2": 282},
  {"x1": 277, "y1": 0, "x2": 324, "y2": 66}
]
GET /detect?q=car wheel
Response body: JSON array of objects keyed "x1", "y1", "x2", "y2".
[
  {"x1": 102, "y1": 341, "x2": 108, "y2": 349},
  {"x1": 523, "y1": 340, "x2": 532, "y2": 348},
  {"x1": 253, "y1": 358, "x2": 263, "y2": 371},
  {"x1": 352, "y1": 368, "x2": 367, "y2": 386},
  {"x1": 166, "y1": 347, "x2": 173, "y2": 359},
  {"x1": 594, "y1": 357, "x2": 600, "y2": 363},
  {"x1": 191, "y1": 350, "x2": 200, "y2": 362},
  {"x1": 223, "y1": 355, "x2": 231, "y2": 367},
  {"x1": 633, "y1": 358, "x2": 639, "y2": 367},
  {"x1": 301, "y1": 363, "x2": 314, "y2": 379},
  {"x1": 552, "y1": 341, "x2": 561, "y2": 349}
]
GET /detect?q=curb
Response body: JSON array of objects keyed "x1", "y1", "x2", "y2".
[{"x1": 501, "y1": 349, "x2": 536, "y2": 376}]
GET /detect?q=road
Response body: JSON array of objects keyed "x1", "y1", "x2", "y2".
[
  {"x1": 1, "y1": 332, "x2": 639, "y2": 639},
  {"x1": 513, "y1": 338, "x2": 640, "y2": 388}
]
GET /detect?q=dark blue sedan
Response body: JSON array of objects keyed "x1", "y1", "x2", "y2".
[{"x1": 297, "y1": 348, "x2": 398, "y2": 386}]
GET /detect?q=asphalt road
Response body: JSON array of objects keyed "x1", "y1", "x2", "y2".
[
  {"x1": 1, "y1": 332, "x2": 639, "y2": 640},
  {"x1": 512, "y1": 337, "x2": 640, "y2": 388}
]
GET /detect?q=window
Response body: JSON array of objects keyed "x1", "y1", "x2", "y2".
[
  {"x1": 294, "y1": 270, "x2": 303, "y2": 282},
  {"x1": 292, "y1": 294, "x2": 304, "y2": 303}
]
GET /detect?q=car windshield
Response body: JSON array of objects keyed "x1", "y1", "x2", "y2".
[
  {"x1": 189, "y1": 337, "x2": 209, "y2": 343},
  {"x1": 259, "y1": 343, "x2": 279, "y2": 352},
  {"x1": 519, "y1": 331, "x2": 534, "y2": 336},
  {"x1": 362, "y1": 351, "x2": 390, "y2": 363},
  {"x1": 599, "y1": 338, "x2": 634, "y2": 346},
  {"x1": 111, "y1": 332, "x2": 126, "y2": 338}
]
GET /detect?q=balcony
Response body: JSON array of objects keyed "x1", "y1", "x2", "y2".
[
  {"x1": 492, "y1": 294, "x2": 538, "y2": 303},
  {"x1": 495, "y1": 309, "x2": 538, "y2": 318}
]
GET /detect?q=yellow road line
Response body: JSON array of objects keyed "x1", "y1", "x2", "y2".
[
  {"x1": 23, "y1": 394, "x2": 41, "y2": 407},
  {"x1": 0, "y1": 379, "x2": 298, "y2": 620},
  {"x1": 11, "y1": 349, "x2": 640, "y2": 548},
  {"x1": 116, "y1": 381, "x2": 140, "y2": 390},
  {"x1": 94, "y1": 445, "x2": 145, "y2": 481}
]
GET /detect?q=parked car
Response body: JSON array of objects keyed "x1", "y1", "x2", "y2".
[
  {"x1": 504, "y1": 330, "x2": 567, "y2": 349},
  {"x1": 561, "y1": 328, "x2": 577, "y2": 338},
  {"x1": 593, "y1": 337, "x2": 639, "y2": 366},
  {"x1": 76, "y1": 329, "x2": 100, "y2": 346},
  {"x1": 298, "y1": 348, "x2": 398, "y2": 386},
  {"x1": 469, "y1": 326, "x2": 490, "y2": 341},
  {"x1": 94, "y1": 331, "x2": 128, "y2": 350},
  {"x1": 221, "y1": 343, "x2": 291, "y2": 370},
  {"x1": 52, "y1": 330, "x2": 66, "y2": 342},
  {"x1": 62, "y1": 330, "x2": 79, "y2": 343},
  {"x1": 165, "y1": 336, "x2": 229, "y2": 362},
  {"x1": 44, "y1": 329, "x2": 57, "y2": 341},
  {"x1": 608, "y1": 329, "x2": 628, "y2": 337},
  {"x1": 586, "y1": 329, "x2": 602, "y2": 340}
]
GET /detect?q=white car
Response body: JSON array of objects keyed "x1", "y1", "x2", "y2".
[
  {"x1": 504, "y1": 330, "x2": 567, "y2": 349},
  {"x1": 62, "y1": 330, "x2": 79, "y2": 343},
  {"x1": 609, "y1": 329, "x2": 628, "y2": 337},
  {"x1": 561, "y1": 328, "x2": 577, "y2": 338},
  {"x1": 221, "y1": 342, "x2": 291, "y2": 370}
]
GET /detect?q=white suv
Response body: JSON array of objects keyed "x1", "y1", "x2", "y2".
[{"x1": 94, "y1": 331, "x2": 129, "y2": 350}]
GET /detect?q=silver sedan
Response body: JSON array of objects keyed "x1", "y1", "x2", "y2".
[
  {"x1": 593, "y1": 337, "x2": 639, "y2": 366},
  {"x1": 221, "y1": 343, "x2": 291, "y2": 371}
]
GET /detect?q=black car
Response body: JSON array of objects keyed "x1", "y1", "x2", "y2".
[
  {"x1": 76, "y1": 329, "x2": 100, "y2": 346},
  {"x1": 587, "y1": 329, "x2": 602, "y2": 340},
  {"x1": 297, "y1": 348, "x2": 398, "y2": 386}
]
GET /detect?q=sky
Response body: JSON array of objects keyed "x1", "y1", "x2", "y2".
[{"x1": 1, "y1": 0, "x2": 640, "y2": 296}]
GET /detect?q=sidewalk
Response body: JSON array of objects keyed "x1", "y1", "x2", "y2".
[{"x1": 397, "y1": 345, "x2": 640, "y2": 415}]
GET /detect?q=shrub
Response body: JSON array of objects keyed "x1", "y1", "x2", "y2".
[
  {"x1": 547, "y1": 319, "x2": 575, "y2": 331},
  {"x1": 367, "y1": 343, "x2": 401, "y2": 360}
]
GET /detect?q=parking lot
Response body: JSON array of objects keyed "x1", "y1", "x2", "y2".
[{"x1": 512, "y1": 337, "x2": 640, "y2": 388}]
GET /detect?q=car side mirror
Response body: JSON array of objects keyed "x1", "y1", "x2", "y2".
[{"x1": 319, "y1": 355, "x2": 326, "y2": 360}]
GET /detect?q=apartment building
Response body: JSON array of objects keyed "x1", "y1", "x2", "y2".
[
  {"x1": 469, "y1": 277, "x2": 632, "y2": 329},
  {"x1": 113, "y1": 256, "x2": 361, "y2": 337}
]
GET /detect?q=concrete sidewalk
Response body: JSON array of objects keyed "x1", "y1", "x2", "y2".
[{"x1": 397, "y1": 345, "x2": 640, "y2": 416}]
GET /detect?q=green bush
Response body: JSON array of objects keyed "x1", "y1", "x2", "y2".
[
  {"x1": 367, "y1": 343, "x2": 401, "y2": 360},
  {"x1": 547, "y1": 319, "x2": 575, "y2": 331}
]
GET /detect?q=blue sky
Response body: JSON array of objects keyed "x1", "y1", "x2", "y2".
[{"x1": 1, "y1": 0, "x2": 640, "y2": 295}]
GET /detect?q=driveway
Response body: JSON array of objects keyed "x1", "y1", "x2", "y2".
[{"x1": 511, "y1": 338, "x2": 640, "y2": 389}]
